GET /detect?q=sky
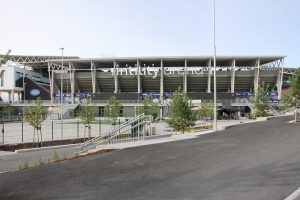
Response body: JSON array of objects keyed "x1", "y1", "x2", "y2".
[{"x1": 0, "y1": 0, "x2": 299, "y2": 67}]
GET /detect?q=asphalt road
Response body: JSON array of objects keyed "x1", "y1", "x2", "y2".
[{"x1": 1, "y1": 116, "x2": 300, "y2": 200}]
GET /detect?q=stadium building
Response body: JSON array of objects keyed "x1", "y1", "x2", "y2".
[{"x1": 0, "y1": 55, "x2": 294, "y2": 118}]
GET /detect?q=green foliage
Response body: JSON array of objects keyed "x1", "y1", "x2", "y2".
[
  {"x1": 284, "y1": 68, "x2": 300, "y2": 108},
  {"x1": 251, "y1": 82, "x2": 270, "y2": 117},
  {"x1": 18, "y1": 161, "x2": 29, "y2": 170},
  {"x1": 25, "y1": 97, "x2": 47, "y2": 129},
  {"x1": 136, "y1": 96, "x2": 160, "y2": 119},
  {"x1": 53, "y1": 150, "x2": 60, "y2": 162},
  {"x1": 104, "y1": 96, "x2": 122, "y2": 124},
  {"x1": 1, "y1": 106, "x2": 15, "y2": 119},
  {"x1": 198, "y1": 103, "x2": 214, "y2": 120},
  {"x1": 78, "y1": 98, "x2": 97, "y2": 127},
  {"x1": 167, "y1": 86, "x2": 196, "y2": 133}
]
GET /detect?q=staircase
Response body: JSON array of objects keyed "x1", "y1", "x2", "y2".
[
  {"x1": 74, "y1": 113, "x2": 153, "y2": 154},
  {"x1": 47, "y1": 103, "x2": 79, "y2": 120},
  {"x1": 243, "y1": 98, "x2": 280, "y2": 116}
]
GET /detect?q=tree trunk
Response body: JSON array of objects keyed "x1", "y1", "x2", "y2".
[
  {"x1": 84, "y1": 126, "x2": 86, "y2": 142},
  {"x1": 37, "y1": 127, "x2": 40, "y2": 148},
  {"x1": 295, "y1": 108, "x2": 298, "y2": 123},
  {"x1": 33, "y1": 128, "x2": 36, "y2": 147},
  {"x1": 39, "y1": 127, "x2": 43, "y2": 147},
  {"x1": 88, "y1": 125, "x2": 91, "y2": 140}
]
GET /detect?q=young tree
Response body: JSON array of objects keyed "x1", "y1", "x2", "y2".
[
  {"x1": 25, "y1": 97, "x2": 47, "y2": 147},
  {"x1": 1, "y1": 106, "x2": 15, "y2": 121},
  {"x1": 198, "y1": 103, "x2": 214, "y2": 121},
  {"x1": 283, "y1": 68, "x2": 300, "y2": 122},
  {"x1": 104, "y1": 96, "x2": 122, "y2": 125},
  {"x1": 78, "y1": 98, "x2": 97, "y2": 141},
  {"x1": 136, "y1": 96, "x2": 160, "y2": 120},
  {"x1": 251, "y1": 82, "x2": 270, "y2": 118},
  {"x1": 167, "y1": 86, "x2": 196, "y2": 134}
]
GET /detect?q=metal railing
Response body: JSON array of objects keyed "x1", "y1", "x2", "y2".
[{"x1": 74, "y1": 113, "x2": 153, "y2": 154}]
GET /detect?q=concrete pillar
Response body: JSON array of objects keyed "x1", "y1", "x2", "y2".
[
  {"x1": 160, "y1": 59, "x2": 164, "y2": 119},
  {"x1": 230, "y1": 59, "x2": 236, "y2": 93},
  {"x1": 11, "y1": 90, "x2": 15, "y2": 104},
  {"x1": 183, "y1": 59, "x2": 187, "y2": 93},
  {"x1": 70, "y1": 63, "x2": 75, "y2": 104},
  {"x1": 113, "y1": 61, "x2": 118, "y2": 94},
  {"x1": 48, "y1": 63, "x2": 54, "y2": 104},
  {"x1": 91, "y1": 61, "x2": 96, "y2": 94},
  {"x1": 8, "y1": 91, "x2": 11, "y2": 103},
  {"x1": 137, "y1": 59, "x2": 141, "y2": 93},
  {"x1": 253, "y1": 59, "x2": 260, "y2": 94},
  {"x1": 277, "y1": 58, "x2": 284, "y2": 99},
  {"x1": 207, "y1": 59, "x2": 212, "y2": 93}
]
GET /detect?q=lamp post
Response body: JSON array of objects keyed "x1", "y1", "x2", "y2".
[
  {"x1": 59, "y1": 48, "x2": 64, "y2": 139},
  {"x1": 213, "y1": 0, "x2": 217, "y2": 131}
]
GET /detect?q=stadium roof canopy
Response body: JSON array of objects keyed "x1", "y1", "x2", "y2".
[
  {"x1": 0, "y1": 54, "x2": 79, "y2": 67},
  {"x1": 47, "y1": 55, "x2": 286, "y2": 68}
]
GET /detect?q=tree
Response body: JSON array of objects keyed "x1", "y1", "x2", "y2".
[
  {"x1": 251, "y1": 82, "x2": 270, "y2": 118},
  {"x1": 1, "y1": 106, "x2": 15, "y2": 121},
  {"x1": 167, "y1": 86, "x2": 196, "y2": 134},
  {"x1": 283, "y1": 68, "x2": 300, "y2": 122},
  {"x1": 198, "y1": 103, "x2": 214, "y2": 121},
  {"x1": 104, "y1": 96, "x2": 122, "y2": 125},
  {"x1": 25, "y1": 97, "x2": 47, "y2": 147},
  {"x1": 136, "y1": 96, "x2": 160, "y2": 120},
  {"x1": 78, "y1": 98, "x2": 97, "y2": 141}
]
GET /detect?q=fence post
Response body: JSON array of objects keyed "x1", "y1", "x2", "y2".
[
  {"x1": 77, "y1": 120, "x2": 79, "y2": 138},
  {"x1": 52, "y1": 121, "x2": 54, "y2": 140},
  {"x1": 2, "y1": 123, "x2": 4, "y2": 144},
  {"x1": 99, "y1": 119, "x2": 101, "y2": 136},
  {"x1": 22, "y1": 121, "x2": 24, "y2": 143}
]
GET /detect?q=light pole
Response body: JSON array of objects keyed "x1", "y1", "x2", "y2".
[
  {"x1": 60, "y1": 47, "x2": 64, "y2": 139},
  {"x1": 213, "y1": 0, "x2": 217, "y2": 131}
]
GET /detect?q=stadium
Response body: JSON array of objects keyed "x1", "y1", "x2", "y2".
[{"x1": 0, "y1": 55, "x2": 295, "y2": 118}]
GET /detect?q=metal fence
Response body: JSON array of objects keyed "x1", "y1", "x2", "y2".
[{"x1": 0, "y1": 119, "x2": 118, "y2": 145}]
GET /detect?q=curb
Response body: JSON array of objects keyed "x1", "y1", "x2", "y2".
[
  {"x1": 15, "y1": 143, "x2": 81, "y2": 153},
  {"x1": 284, "y1": 187, "x2": 300, "y2": 200}
]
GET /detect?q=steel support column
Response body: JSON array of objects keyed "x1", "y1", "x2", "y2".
[
  {"x1": 183, "y1": 59, "x2": 187, "y2": 93},
  {"x1": 230, "y1": 59, "x2": 236, "y2": 93},
  {"x1": 160, "y1": 59, "x2": 164, "y2": 119},
  {"x1": 69, "y1": 62, "x2": 75, "y2": 104},
  {"x1": 254, "y1": 59, "x2": 260, "y2": 94},
  {"x1": 137, "y1": 59, "x2": 141, "y2": 93},
  {"x1": 207, "y1": 59, "x2": 212, "y2": 93},
  {"x1": 113, "y1": 60, "x2": 118, "y2": 94},
  {"x1": 277, "y1": 58, "x2": 284, "y2": 99},
  {"x1": 91, "y1": 61, "x2": 96, "y2": 94}
]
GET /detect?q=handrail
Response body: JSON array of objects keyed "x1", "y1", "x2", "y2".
[{"x1": 74, "y1": 113, "x2": 151, "y2": 153}]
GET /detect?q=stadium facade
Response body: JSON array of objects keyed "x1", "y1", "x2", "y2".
[{"x1": 0, "y1": 55, "x2": 294, "y2": 118}]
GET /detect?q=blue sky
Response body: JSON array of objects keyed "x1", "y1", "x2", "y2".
[{"x1": 0, "y1": 0, "x2": 299, "y2": 66}]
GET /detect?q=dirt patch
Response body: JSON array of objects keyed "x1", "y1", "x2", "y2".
[{"x1": 0, "y1": 137, "x2": 94, "y2": 152}]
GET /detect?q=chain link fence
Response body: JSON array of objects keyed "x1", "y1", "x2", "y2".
[{"x1": 0, "y1": 119, "x2": 116, "y2": 145}]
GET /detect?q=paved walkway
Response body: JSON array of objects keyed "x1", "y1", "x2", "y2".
[
  {"x1": 0, "y1": 118, "x2": 266, "y2": 172},
  {"x1": 1, "y1": 116, "x2": 299, "y2": 200}
]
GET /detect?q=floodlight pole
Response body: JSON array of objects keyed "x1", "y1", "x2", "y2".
[
  {"x1": 213, "y1": 0, "x2": 217, "y2": 131},
  {"x1": 60, "y1": 48, "x2": 64, "y2": 139}
]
